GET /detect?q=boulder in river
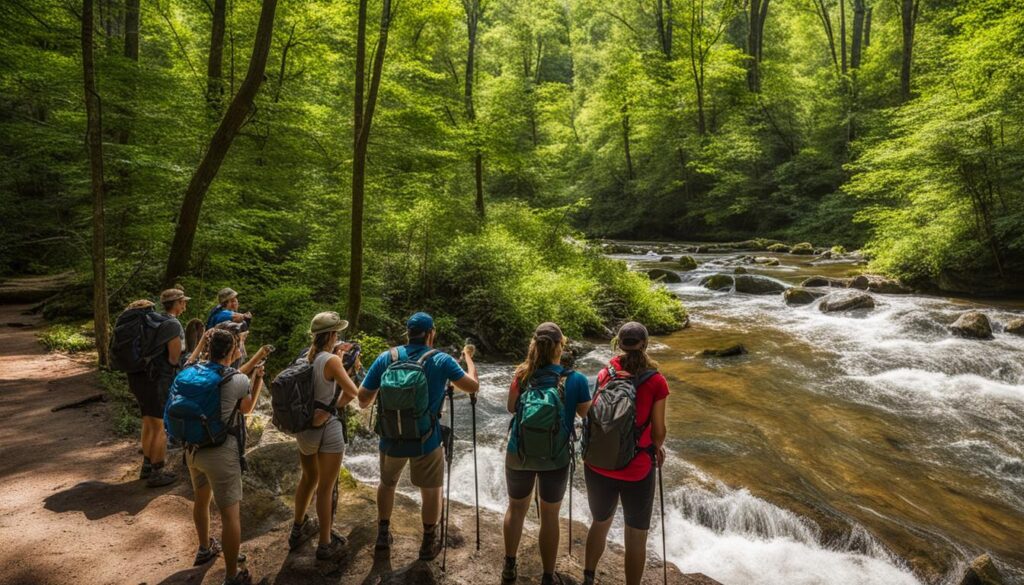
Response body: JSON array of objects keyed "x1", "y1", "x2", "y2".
[
  {"x1": 701, "y1": 344, "x2": 747, "y2": 357},
  {"x1": 957, "y1": 553, "x2": 1005, "y2": 585},
  {"x1": 647, "y1": 268, "x2": 683, "y2": 284},
  {"x1": 784, "y1": 287, "x2": 827, "y2": 306},
  {"x1": 1004, "y1": 318, "x2": 1024, "y2": 336},
  {"x1": 950, "y1": 311, "x2": 993, "y2": 339},
  {"x1": 734, "y1": 274, "x2": 788, "y2": 295},
  {"x1": 660, "y1": 255, "x2": 676, "y2": 262},
  {"x1": 801, "y1": 276, "x2": 851, "y2": 288},
  {"x1": 701, "y1": 274, "x2": 734, "y2": 291},
  {"x1": 850, "y1": 274, "x2": 912, "y2": 294},
  {"x1": 754, "y1": 257, "x2": 780, "y2": 266},
  {"x1": 791, "y1": 242, "x2": 815, "y2": 255},
  {"x1": 819, "y1": 290, "x2": 875, "y2": 312},
  {"x1": 734, "y1": 267, "x2": 748, "y2": 275},
  {"x1": 677, "y1": 255, "x2": 698, "y2": 270},
  {"x1": 767, "y1": 243, "x2": 789, "y2": 253}
]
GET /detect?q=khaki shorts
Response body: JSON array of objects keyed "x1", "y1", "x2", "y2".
[
  {"x1": 379, "y1": 445, "x2": 444, "y2": 489},
  {"x1": 186, "y1": 437, "x2": 243, "y2": 509},
  {"x1": 296, "y1": 417, "x2": 346, "y2": 456}
]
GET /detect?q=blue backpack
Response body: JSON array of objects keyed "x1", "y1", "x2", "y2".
[{"x1": 164, "y1": 363, "x2": 241, "y2": 449}]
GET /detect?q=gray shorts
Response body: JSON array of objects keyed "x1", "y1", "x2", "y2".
[
  {"x1": 186, "y1": 436, "x2": 242, "y2": 509},
  {"x1": 296, "y1": 417, "x2": 346, "y2": 456}
]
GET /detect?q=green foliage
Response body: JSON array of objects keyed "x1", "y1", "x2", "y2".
[
  {"x1": 39, "y1": 324, "x2": 94, "y2": 353},
  {"x1": 98, "y1": 370, "x2": 140, "y2": 437}
]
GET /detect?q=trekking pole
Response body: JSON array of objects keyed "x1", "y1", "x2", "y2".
[
  {"x1": 568, "y1": 435, "x2": 575, "y2": 557},
  {"x1": 443, "y1": 382, "x2": 455, "y2": 572},
  {"x1": 471, "y1": 392, "x2": 480, "y2": 551},
  {"x1": 658, "y1": 460, "x2": 667, "y2": 585}
]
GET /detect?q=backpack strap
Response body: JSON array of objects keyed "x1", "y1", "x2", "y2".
[
  {"x1": 557, "y1": 369, "x2": 572, "y2": 402},
  {"x1": 416, "y1": 349, "x2": 439, "y2": 366},
  {"x1": 636, "y1": 369, "x2": 659, "y2": 386},
  {"x1": 388, "y1": 347, "x2": 400, "y2": 363}
]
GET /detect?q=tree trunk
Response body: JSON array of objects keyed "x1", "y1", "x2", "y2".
[
  {"x1": 864, "y1": 6, "x2": 872, "y2": 47},
  {"x1": 840, "y1": 0, "x2": 847, "y2": 74},
  {"x1": 745, "y1": 0, "x2": 769, "y2": 92},
  {"x1": 82, "y1": 0, "x2": 110, "y2": 367},
  {"x1": 118, "y1": 0, "x2": 139, "y2": 145},
  {"x1": 464, "y1": 0, "x2": 484, "y2": 217},
  {"x1": 899, "y1": 0, "x2": 918, "y2": 102},
  {"x1": 655, "y1": 0, "x2": 673, "y2": 59},
  {"x1": 348, "y1": 0, "x2": 395, "y2": 330},
  {"x1": 162, "y1": 0, "x2": 279, "y2": 288},
  {"x1": 851, "y1": 0, "x2": 865, "y2": 68},
  {"x1": 622, "y1": 104, "x2": 634, "y2": 180},
  {"x1": 206, "y1": 0, "x2": 227, "y2": 112}
]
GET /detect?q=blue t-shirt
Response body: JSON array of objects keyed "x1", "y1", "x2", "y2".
[
  {"x1": 361, "y1": 344, "x2": 466, "y2": 457},
  {"x1": 506, "y1": 364, "x2": 591, "y2": 465},
  {"x1": 205, "y1": 306, "x2": 234, "y2": 330}
]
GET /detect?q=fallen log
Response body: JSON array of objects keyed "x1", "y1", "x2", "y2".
[{"x1": 51, "y1": 393, "x2": 105, "y2": 412}]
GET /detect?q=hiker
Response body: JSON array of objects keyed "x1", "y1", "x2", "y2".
[
  {"x1": 185, "y1": 323, "x2": 271, "y2": 374},
  {"x1": 502, "y1": 323, "x2": 592, "y2": 585},
  {"x1": 288, "y1": 312, "x2": 361, "y2": 559},
  {"x1": 175, "y1": 328, "x2": 265, "y2": 585},
  {"x1": 581, "y1": 322, "x2": 668, "y2": 585},
  {"x1": 205, "y1": 287, "x2": 252, "y2": 330},
  {"x1": 182, "y1": 318, "x2": 205, "y2": 365},
  {"x1": 124, "y1": 289, "x2": 188, "y2": 487},
  {"x1": 357, "y1": 312, "x2": 479, "y2": 560}
]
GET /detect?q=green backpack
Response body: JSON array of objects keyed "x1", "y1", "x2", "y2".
[
  {"x1": 375, "y1": 347, "x2": 439, "y2": 445},
  {"x1": 511, "y1": 370, "x2": 571, "y2": 469}
]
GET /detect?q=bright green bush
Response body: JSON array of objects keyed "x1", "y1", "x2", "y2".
[{"x1": 39, "y1": 324, "x2": 94, "y2": 353}]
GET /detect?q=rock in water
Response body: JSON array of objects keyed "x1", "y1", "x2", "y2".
[
  {"x1": 734, "y1": 274, "x2": 788, "y2": 295},
  {"x1": 767, "y1": 243, "x2": 789, "y2": 253},
  {"x1": 734, "y1": 267, "x2": 748, "y2": 275},
  {"x1": 784, "y1": 287, "x2": 827, "y2": 305},
  {"x1": 753, "y1": 257, "x2": 780, "y2": 266},
  {"x1": 702, "y1": 344, "x2": 747, "y2": 357},
  {"x1": 701, "y1": 274, "x2": 734, "y2": 291},
  {"x1": 801, "y1": 276, "x2": 850, "y2": 288},
  {"x1": 957, "y1": 553, "x2": 1005, "y2": 585},
  {"x1": 791, "y1": 242, "x2": 815, "y2": 255},
  {"x1": 647, "y1": 268, "x2": 683, "y2": 284},
  {"x1": 950, "y1": 311, "x2": 994, "y2": 339},
  {"x1": 677, "y1": 255, "x2": 698, "y2": 270},
  {"x1": 660, "y1": 255, "x2": 676, "y2": 262},
  {"x1": 850, "y1": 274, "x2": 912, "y2": 294},
  {"x1": 819, "y1": 290, "x2": 875, "y2": 312},
  {"x1": 1005, "y1": 318, "x2": 1024, "y2": 336}
]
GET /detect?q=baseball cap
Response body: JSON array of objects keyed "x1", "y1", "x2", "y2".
[
  {"x1": 407, "y1": 312, "x2": 435, "y2": 337},
  {"x1": 160, "y1": 288, "x2": 190, "y2": 303},
  {"x1": 534, "y1": 322, "x2": 564, "y2": 344},
  {"x1": 217, "y1": 287, "x2": 238, "y2": 304},
  {"x1": 616, "y1": 321, "x2": 649, "y2": 350},
  {"x1": 310, "y1": 311, "x2": 349, "y2": 335}
]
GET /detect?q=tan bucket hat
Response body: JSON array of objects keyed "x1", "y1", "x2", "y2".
[{"x1": 310, "y1": 311, "x2": 349, "y2": 335}]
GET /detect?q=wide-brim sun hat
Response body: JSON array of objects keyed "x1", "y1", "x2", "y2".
[
  {"x1": 217, "y1": 287, "x2": 238, "y2": 304},
  {"x1": 160, "y1": 288, "x2": 191, "y2": 303},
  {"x1": 310, "y1": 311, "x2": 349, "y2": 335}
]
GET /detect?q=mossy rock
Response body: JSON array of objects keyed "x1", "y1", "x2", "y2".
[
  {"x1": 819, "y1": 290, "x2": 875, "y2": 312},
  {"x1": 950, "y1": 311, "x2": 993, "y2": 339},
  {"x1": 647, "y1": 268, "x2": 683, "y2": 283},
  {"x1": 784, "y1": 287, "x2": 826, "y2": 306},
  {"x1": 734, "y1": 274, "x2": 787, "y2": 294},
  {"x1": 700, "y1": 274, "x2": 734, "y2": 291},
  {"x1": 677, "y1": 255, "x2": 698, "y2": 270},
  {"x1": 734, "y1": 267, "x2": 748, "y2": 275},
  {"x1": 767, "y1": 243, "x2": 790, "y2": 253},
  {"x1": 791, "y1": 242, "x2": 815, "y2": 255},
  {"x1": 830, "y1": 245, "x2": 847, "y2": 255}
]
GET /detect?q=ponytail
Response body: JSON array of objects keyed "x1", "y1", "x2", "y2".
[
  {"x1": 612, "y1": 337, "x2": 659, "y2": 374},
  {"x1": 513, "y1": 335, "x2": 560, "y2": 389},
  {"x1": 309, "y1": 331, "x2": 334, "y2": 363}
]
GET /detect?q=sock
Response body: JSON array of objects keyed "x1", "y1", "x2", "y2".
[
  {"x1": 143, "y1": 456, "x2": 152, "y2": 466},
  {"x1": 423, "y1": 523, "x2": 437, "y2": 535},
  {"x1": 583, "y1": 569, "x2": 595, "y2": 583},
  {"x1": 504, "y1": 556, "x2": 516, "y2": 565},
  {"x1": 379, "y1": 519, "x2": 390, "y2": 529},
  {"x1": 542, "y1": 573, "x2": 555, "y2": 584}
]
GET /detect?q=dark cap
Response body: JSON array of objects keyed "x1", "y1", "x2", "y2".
[
  {"x1": 534, "y1": 322, "x2": 563, "y2": 344},
  {"x1": 407, "y1": 312, "x2": 435, "y2": 337},
  {"x1": 617, "y1": 321, "x2": 648, "y2": 350}
]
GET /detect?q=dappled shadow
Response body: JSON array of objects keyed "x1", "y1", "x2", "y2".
[
  {"x1": 43, "y1": 479, "x2": 173, "y2": 520},
  {"x1": 152, "y1": 562, "x2": 215, "y2": 585}
]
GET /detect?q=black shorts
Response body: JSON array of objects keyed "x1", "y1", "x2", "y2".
[
  {"x1": 506, "y1": 465, "x2": 571, "y2": 503},
  {"x1": 584, "y1": 465, "x2": 656, "y2": 530},
  {"x1": 127, "y1": 371, "x2": 162, "y2": 418}
]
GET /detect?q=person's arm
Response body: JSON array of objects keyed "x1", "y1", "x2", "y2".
[
  {"x1": 230, "y1": 311, "x2": 252, "y2": 323},
  {"x1": 651, "y1": 397, "x2": 667, "y2": 468},
  {"x1": 573, "y1": 373, "x2": 592, "y2": 418},
  {"x1": 451, "y1": 346, "x2": 479, "y2": 394},
  {"x1": 166, "y1": 337, "x2": 182, "y2": 366},
  {"x1": 239, "y1": 365, "x2": 264, "y2": 415},
  {"x1": 324, "y1": 354, "x2": 359, "y2": 408},
  {"x1": 357, "y1": 353, "x2": 386, "y2": 409},
  {"x1": 237, "y1": 344, "x2": 272, "y2": 375},
  {"x1": 186, "y1": 330, "x2": 212, "y2": 365},
  {"x1": 506, "y1": 378, "x2": 520, "y2": 414}
]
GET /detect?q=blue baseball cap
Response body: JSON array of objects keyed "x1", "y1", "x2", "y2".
[{"x1": 406, "y1": 312, "x2": 435, "y2": 337}]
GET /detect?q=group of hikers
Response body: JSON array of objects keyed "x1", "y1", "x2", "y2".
[{"x1": 110, "y1": 287, "x2": 669, "y2": 585}]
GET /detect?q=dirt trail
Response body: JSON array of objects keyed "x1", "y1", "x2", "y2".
[{"x1": 0, "y1": 304, "x2": 719, "y2": 585}]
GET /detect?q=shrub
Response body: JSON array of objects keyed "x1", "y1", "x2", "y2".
[
  {"x1": 39, "y1": 324, "x2": 94, "y2": 353},
  {"x1": 98, "y1": 370, "x2": 140, "y2": 436}
]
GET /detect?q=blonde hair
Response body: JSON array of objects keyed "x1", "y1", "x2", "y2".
[
  {"x1": 309, "y1": 330, "x2": 335, "y2": 363},
  {"x1": 514, "y1": 335, "x2": 562, "y2": 389}
]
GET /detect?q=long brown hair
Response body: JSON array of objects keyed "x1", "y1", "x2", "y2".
[
  {"x1": 612, "y1": 338, "x2": 659, "y2": 375},
  {"x1": 184, "y1": 319, "x2": 205, "y2": 352},
  {"x1": 308, "y1": 331, "x2": 335, "y2": 363},
  {"x1": 514, "y1": 336, "x2": 561, "y2": 388}
]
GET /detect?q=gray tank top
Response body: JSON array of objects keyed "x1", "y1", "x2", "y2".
[{"x1": 311, "y1": 351, "x2": 338, "y2": 408}]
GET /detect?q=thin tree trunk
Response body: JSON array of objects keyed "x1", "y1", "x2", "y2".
[
  {"x1": 840, "y1": 0, "x2": 847, "y2": 74},
  {"x1": 899, "y1": 0, "x2": 918, "y2": 102},
  {"x1": 851, "y1": 0, "x2": 865, "y2": 68},
  {"x1": 622, "y1": 104, "x2": 634, "y2": 180},
  {"x1": 82, "y1": 0, "x2": 110, "y2": 367},
  {"x1": 118, "y1": 0, "x2": 139, "y2": 145},
  {"x1": 464, "y1": 0, "x2": 484, "y2": 217},
  {"x1": 812, "y1": 0, "x2": 838, "y2": 72},
  {"x1": 348, "y1": 0, "x2": 395, "y2": 330},
  {"x1": 206, "y1": 0, "x2": 227, "y2": 112},
  {"x1": 655, "y1": 0, "x2": 673, "y2": 59},
  {"x1": 745, "y1": 0, "x2": 769, "y2": 92},
  {"x1": 864, "y1": 6, "x2": 872, "y2": 47},
  {"x1": 162, "y1": 0, "x2": 279, "y2": 288}
]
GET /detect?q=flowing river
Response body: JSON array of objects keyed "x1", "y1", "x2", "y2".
[{"x1": 344, "y1": 243, "x2": 1024, "y2": 585}]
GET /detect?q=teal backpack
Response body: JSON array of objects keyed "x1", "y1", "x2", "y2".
[
  {"x1": 510, "y1": 370, "x2": 571, "y2": 469},
  {"x1": 375, "y1": 347, "x2": 439, "y2": 445}
]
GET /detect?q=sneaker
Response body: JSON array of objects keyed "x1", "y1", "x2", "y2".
[
  {"x1": 501, "y1": 557, "x2": 517, "y2": 583},
  {"x1": 418, "y1": 528, "x2": 442, "y2": 561},
  {"x1": 223, "y1": 568, "x2": 254, "y2": 585},
  {"x1": 315, "y1": 532, "x2": 348, "y2": 561},
  {"x1": 374, "y1": 526, "x2": 393, "y2": 551},
  {"x1": 288, "y1": 515, "x2": 319, "y2": 551},
  {"x1": 146, "y1": 468, "x2": 177, "y2": 488},
  {"x1": 193, "y1": 537, "x2": 222, "y2": 566}
]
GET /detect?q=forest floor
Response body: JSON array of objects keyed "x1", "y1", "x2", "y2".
[{"x1": 0, "y1": 303, "x2": 719, "y2": 585}]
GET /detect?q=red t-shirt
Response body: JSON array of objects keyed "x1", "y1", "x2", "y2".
[{"x1": 586, "y1": 356, "x2": 669, "y2": 481}]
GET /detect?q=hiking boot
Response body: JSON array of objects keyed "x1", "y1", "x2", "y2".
[
  {"x1": 146, "y1": 468, "x2": 177, "y2": 488},
  {"x1": 541, "y1": 573, "x2": 563, "y2": 585},
  {"x1": 315, "y1": 532, "x2": 347, "y2": 561},
  {"x1": 501, "y1": 556, "x2": 517, "y2": 583},
  {"x1": 193, "y1": 537, "x2": 222, "y2": 566},
  {"x1": 139, "y1": 459, "x2": 153, "y2": 480},
  {"x1": 582, "y1": 570, "x2": 595, "y2": 585},
  {"x1": 374, "y1": 525, "x2": 393, "y2": 551},
  {"x1": 223, "y1": 568, "x2": 254, "y2": 585},
  {"x1": 418, "y1": 528, "x2": 442, "y2": 561},
  {"x1": 288, "y1": 515, "x2": 319, "y2": 551}
]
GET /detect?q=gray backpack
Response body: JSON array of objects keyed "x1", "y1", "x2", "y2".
[{"x1": 582, "y1": 365, "x2": 658, "y2": 470}]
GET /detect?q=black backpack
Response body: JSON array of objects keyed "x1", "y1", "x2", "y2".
[
  {"x1": 110, "y1": 307, "x2": 173, "y2": 374},
  {"x1": 270, "y1": 353, "x2": 339, "y2": 434},
  {"x1": 582, "y1": 365, "x2": 658, "y2": 470}
]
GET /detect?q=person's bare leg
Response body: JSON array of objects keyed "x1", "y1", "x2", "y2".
[
  {"x1": 315, "y1": 452, "x2": 343, "y2": 545},
  {"x1": 623, "y1": 526, "x2": 650, "y2": 585},
  {"x1": 585, "y1": 516, "x2": 613, "y2": 573},
  {"x1": 140, "y1": 417, "x2": 154, "y2": 460},
  {"x1": 193, "y1": 483, "x2": 213, "y2": 548},
  {"x1": 420, "y1": 486, "x2": 443, "y2": 528},
  {"x1": 151, "y1": 423, "x2": 167, "y2": 465},
  {"x1": 377, "y1": 482, "x2": 397, "y2": 522},
  {"x1": 503, "y1": 495, "x2": 532, "y2": 557},
  {"x1": 539, "y1": 499, "x2": 562, "y2": 574},
  {"x1": 220, "y1": 502, "x2": 242, "y2": 578},
  {"x1": 294, "y1": 452, "x2": 319, "y2": 524}
]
